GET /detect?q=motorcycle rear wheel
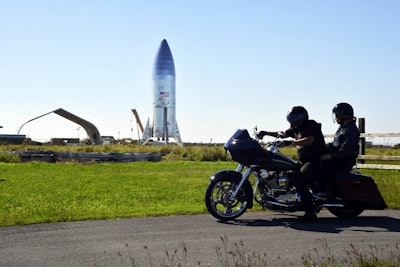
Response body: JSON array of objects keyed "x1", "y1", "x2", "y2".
[
  {"x1": 205, "y1": 173, "x2": 248, "y2": 221},
  {"x1": 327, "y1": 206, "x2": 364, "y2": 218}
]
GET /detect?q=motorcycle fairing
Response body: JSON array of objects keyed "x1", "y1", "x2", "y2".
[{"x1": 224, "y1": 129, "x2": 272, "y2": 166}]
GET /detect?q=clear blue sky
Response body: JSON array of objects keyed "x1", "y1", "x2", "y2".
[{"x1": 1, "y1": 1, "x2": 399, "y2": 144}]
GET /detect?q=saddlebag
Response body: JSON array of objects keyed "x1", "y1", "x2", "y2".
[{"x1": 334, "y1": 171, "x2": 387, "y2": 209}]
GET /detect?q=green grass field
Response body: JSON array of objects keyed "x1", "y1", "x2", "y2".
[
  {"x1": 0, "y1": 161, "x2": 234, "y2": 226},
  {"x1": 0, "y1": 161, "x2": 399, "y2": 227}
]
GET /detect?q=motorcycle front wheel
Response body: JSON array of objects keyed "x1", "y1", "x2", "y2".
[{"x1": 205, "y1": 172, "x2": 248, "y2": 221}]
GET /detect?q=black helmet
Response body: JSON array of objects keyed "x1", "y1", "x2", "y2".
[
  {"x1": 287, "y1": 106, "x2": 308, "y2": 129},
  {"x1": 333, "y1": 102, "x2": 354, "y2": 123}
]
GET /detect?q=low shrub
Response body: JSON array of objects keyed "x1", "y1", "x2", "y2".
[{"x1": 0, "y1": 152, "x2": 21, "y2": 163}]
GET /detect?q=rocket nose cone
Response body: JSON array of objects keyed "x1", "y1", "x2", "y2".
[{"x1": 154, "y1": 39, "x2": 175, "y2": 76}]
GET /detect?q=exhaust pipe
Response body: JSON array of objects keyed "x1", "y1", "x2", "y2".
[
  {"x1": 322, "y1": 203, "x2": 345, "y2": 207},
  {"x1": 266, "y1": 201, "x2": 290, "y2": 208},
  {"x1": 266, "y1": 201, "x2": 344, "y2": 209}
]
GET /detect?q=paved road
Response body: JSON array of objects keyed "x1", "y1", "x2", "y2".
[{"x1": 1, "y1": 210, "x2": 400, "y2": 266}]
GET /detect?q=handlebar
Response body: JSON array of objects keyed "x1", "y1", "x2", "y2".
[{"x1": 253, "y1": 127, "x2": 294, "y2": 148}]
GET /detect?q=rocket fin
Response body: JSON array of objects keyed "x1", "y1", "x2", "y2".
[
  {"x1": 173, "y1": 120, "x2": 183, "y2": 145},
  {"x1": 141, "y1": 116, "x2": 153, "y2": 142}
]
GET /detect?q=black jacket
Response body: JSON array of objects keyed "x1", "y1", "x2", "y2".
[
  {"x1": 328, "y1": 120, "x2": 360, "y2": 160},
  {"x1": 285, "y1": 120, "x2": 326, "y2": 164}
]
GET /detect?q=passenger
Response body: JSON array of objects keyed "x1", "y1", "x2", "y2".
[
  {"x1": 257, "y1": 106, "x2": 326, "y2": 223},
  {"x1": 319, "y1": 103, "x2": 360, "y2": 195}
]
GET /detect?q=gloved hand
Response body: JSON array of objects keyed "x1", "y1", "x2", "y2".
[
  {"x1": 278, "y1": 140, "x2": 294, "y2": 147},
  {"x1": 277, "y1": 131, "x2": 285, "y2": 138},
  {"x1": 256, "y1": 131, "x2": 268, "y2": 139},
  {"x1": 284, "y1": 140, "x2": 294, "y2": 146}
]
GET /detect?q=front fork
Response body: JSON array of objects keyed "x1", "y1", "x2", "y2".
[{"x1": 229, "y1": 164, "x2": 252, "y2": 201}]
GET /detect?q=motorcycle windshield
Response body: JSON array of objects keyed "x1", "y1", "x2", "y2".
[
  {"x1": 224, "y1": 129, "x2": 251, "y2": 145},
  {"x1": 224, "y1": 129, "x2": 271, "y2": 166}
]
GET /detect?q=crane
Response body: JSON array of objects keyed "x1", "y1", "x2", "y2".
[{"x1": 131, "y1": 109, "x2": 144, "y2": 142}]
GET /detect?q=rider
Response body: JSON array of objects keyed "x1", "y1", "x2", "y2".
[
  {"x1": 319, "y1": 103, "x2": 360, "y2": 194},
  {"x1": 257, "y1": 106, "x2": 326, "y2": 223}
]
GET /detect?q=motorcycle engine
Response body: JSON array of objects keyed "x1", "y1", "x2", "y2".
[
  {"x1": 261, "y1": 171, "x2": 292, "y2": 193},
  {"x1": 258, "y1": 170, "x2": 301, "y2": 207}
]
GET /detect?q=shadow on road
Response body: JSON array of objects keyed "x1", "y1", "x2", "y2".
[{"x1": 218, "y1": 215, "x2": 400, "y2": 233}]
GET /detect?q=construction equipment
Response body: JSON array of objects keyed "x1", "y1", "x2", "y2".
[
  {"x1": 131, "y1": 109, "x2": 144, "y2": 133},
  {"x1": 131, "y1": 108, "x2": 144, "y2": 144}
]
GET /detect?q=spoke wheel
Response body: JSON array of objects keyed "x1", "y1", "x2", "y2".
[{"x1": 205, "y1": 173, "x2": 248, "y2": 221}]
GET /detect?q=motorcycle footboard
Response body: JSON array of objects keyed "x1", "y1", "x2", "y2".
[{"x1": 334, "y1": 171, "x2": 387, "y2": 210}]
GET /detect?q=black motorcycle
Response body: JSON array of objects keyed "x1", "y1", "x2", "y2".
[{"x1": 204, "y1": 128, "x2": 386, "y2": 221}]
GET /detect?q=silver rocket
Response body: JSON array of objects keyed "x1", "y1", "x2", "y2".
[{"x1": 142, "y1": 39, "x2": 183, "y2": 145}]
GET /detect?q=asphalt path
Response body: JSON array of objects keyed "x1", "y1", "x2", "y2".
[{"x1": 1, "y1": 210, "x2": 400, "y2": 267}]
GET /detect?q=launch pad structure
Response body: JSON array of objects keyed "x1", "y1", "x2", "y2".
[{"x1": 17, "y1": 108, "x2": 101, "y2": 144}]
